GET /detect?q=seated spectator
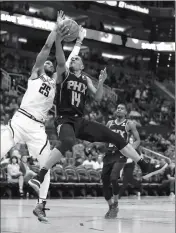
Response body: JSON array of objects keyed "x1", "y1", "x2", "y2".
[
  {"x1": 9, "y1": 98, "x2": 19, "y2": 112},
  {"x1": 7, "y1": 156, "x2": 24, "y2": 196},
  {"x1": 4, "y1": 113, "x2": 10, "y2": 125},
  {"x1": 82, "y1": 154, "x2": 96, "y2": 169},
  {"x1": 94, "y1": 155, "x2": 103, "y2": 169},
  {"x1": 160, "y1": 161, "x2": 175, "y2": 197},
  {"x1": 1, "y1": 115, "x2": 5, "y2": 125},
  {"x1": 19, "y1": 155, "x2": 37, "y2": 183},
  {"x1": 8, "y1": 86, "x2": 18, "y2": 97},
  {"x1": 11, "y1": 149, "x2": 22, "y2": 161}
]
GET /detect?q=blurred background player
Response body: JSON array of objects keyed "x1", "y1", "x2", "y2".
[{"x1": 101, "y1": 104, "x2": 141, "y2": 219}]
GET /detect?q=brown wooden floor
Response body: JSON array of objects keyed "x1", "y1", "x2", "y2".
[{"x1": 1, "y1": 196, "x2": 175, "y2": 233}]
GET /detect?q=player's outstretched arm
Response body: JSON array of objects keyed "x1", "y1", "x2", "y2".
[
  {"x1": 65, "y1": 26, "x2": 85, "y2": 68},
  {"x1": 128, "y1": 121, "x2": 141, "y2": 149},
  {"x1": 55, "y1": 24, "x2": 85, "y2": 83},
  {"x1": 32, "y1": 11, "x2": 69, "y2": 74},
  {"x1": 86, "y1": 68, "x2": 107, "y2": 102}
]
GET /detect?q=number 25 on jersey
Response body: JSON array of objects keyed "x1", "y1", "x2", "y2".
[
  {"x1": 39, "y1": 83, "x2": 51, "y2": 97},
  {"x1": 71, "y1": 91, "x2": 81, "y2": 107}
]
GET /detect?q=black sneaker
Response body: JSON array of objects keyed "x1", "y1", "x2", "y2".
[
  {"x1": 142, "y1": 163, "x2": 168, "y2": 179},
  {"x1": 109, "y1": 202, "x2": 119, "y2": 219},
  {"x1": 28, "y1": 179, "x2": 40, "y2": 196},
  {"x1": 104, "y1": 205, "x2": 113, "y2": 219},
  {"x1": 33, "y1": 201, "x2": 50, "y2": 223}
]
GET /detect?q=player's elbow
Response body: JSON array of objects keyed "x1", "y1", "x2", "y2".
[{"x1": 43, "y1": 43, "x2": 51, "y2": 50}]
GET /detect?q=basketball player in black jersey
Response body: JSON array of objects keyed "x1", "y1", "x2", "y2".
[
  {"x1": 31, "y1": 10, "x2": 158, "y2": 201},
  {"x1": 102, "y1": 104, "x2": 140, "y2": 219},
  {"x1": 87, "y1": 104, "x2": 141, "y2": 218}
]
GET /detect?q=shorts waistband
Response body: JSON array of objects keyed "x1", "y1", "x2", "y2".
[{"x1": 18, "y1": 108, "x2": 45, "y2": 124}]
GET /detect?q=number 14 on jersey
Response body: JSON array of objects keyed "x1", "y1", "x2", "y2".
[{"x1": 71, "y1": 91, "x2": 81, "y2": 107}]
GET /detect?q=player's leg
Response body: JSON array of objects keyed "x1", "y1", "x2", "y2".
[
  {"x1": 78, "y1": 120, "x2": 149, "y2": 176},
  {"x1": 27, "y1": 130, "x2": 51, "y2": 223},
  {"x1": 1, "y1": 125, "x2": 15, "y2": 159},
  {"x1": 118, "y1": 174, "x2": 129, "y2": 198},
  {"x1": 1, "y1": 114, "x2": 25, "y2": 159},
  {"x1": 109, "y1": 158, "x2": 126, "y2": 218},
  {"x1": 39, "y1": 123, "x2": 76, "y2": 184},
  {"x1": 101, "y1": 163, "x2": 114, "y2": 219}
]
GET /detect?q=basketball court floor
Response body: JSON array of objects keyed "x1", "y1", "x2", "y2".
[{"x1": 1, "y1": 197, "x2": 175, "y2": 233}]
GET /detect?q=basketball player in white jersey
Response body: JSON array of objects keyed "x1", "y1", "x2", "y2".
[{"x1": 1, "y1": 11, "x2": 85, "y2": 222}]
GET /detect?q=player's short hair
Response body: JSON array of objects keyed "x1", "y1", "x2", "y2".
[{"x1": 46, "y1": 56, "x2": 56, "y2": 71}]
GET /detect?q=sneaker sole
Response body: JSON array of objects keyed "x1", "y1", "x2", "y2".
[
  {"x1": 33, "y1": 210, "x2": 48, "y2": 223},
  {"x1": 28, "y1": 179, "x2": 40, "y2": 196},
  {"x1": 142, "y1": 164, "x2": 168, "y2": 179}
]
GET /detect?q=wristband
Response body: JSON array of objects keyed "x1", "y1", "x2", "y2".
[{"x1": 76, "y1": 39, "x2": 82, "y2": 45}]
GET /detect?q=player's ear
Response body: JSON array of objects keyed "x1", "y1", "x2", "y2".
[{"x1": 81, "y1": 64, "x2": 84, "y2": 70}]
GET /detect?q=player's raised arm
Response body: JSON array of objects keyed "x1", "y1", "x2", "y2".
[
  {"x1": 128, "y1": 121, "x2": 141, "y2": 149},
  {"x1": 55, "y1": 23, "x2": 85, "y2": 82},
  {"x1": 65, "y1": 26, "x2": 85, "y2": 68},
  {"x1": 86, "y1": 68, "x2": 107, "y2": 102},
  {"x1": 32, "y1": 11, "x2": 69, "y2": 74}
]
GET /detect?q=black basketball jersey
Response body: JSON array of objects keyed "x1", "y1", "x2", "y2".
[
  {"x1": 107, "y1": 118, "x2": 129, "y2": 152},
  {"x1": 56, "y1": 72, "x2": 88, "y2": 116}
]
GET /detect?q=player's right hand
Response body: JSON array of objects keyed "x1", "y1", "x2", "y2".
[
  {"x1": 56, "y1": 24, "x2": 70, "y2": 41},
  {"x1": 99, "y1": 67, "x2": 107, "y2": 83},
  {"x1": 78, "y1": 25, "x2": 86, "y2": 42}
]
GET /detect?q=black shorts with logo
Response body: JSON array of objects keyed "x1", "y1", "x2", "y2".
[{"x1": 102, "y1": 150, "x2": 127, "y2": 181}]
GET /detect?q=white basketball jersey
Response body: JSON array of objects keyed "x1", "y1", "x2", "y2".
[{"x1": 20, "y1": 73, "x2": 56, "y2": 121}]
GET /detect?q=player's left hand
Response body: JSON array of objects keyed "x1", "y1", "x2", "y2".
[
  {"x1": 99, "y1": 67, "x2": 107, "y2": 83},
  {"x1": 78, "y1": 25, "x2": 86, "y2": 42}
]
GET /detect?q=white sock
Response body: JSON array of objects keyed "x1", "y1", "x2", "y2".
[
  {"x1": 38, "y1": 198, "x2": 46, "y2": 204},
  {"x1": 39, "y1": 169, "x2": 50, "y2": 201}
]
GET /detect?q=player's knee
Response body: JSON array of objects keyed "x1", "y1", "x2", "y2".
[
  {"x1": 57, "y1": 137, "x2": 75, "y2": 155},
  {"x1": 110, "y1": 172, "x2": 120, "y2": 183},
  {"x1": 44, "y1": 169, "x2": 50, "y2": 180}
]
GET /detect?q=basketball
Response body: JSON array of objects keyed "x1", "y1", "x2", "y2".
[{"x1": 62, "y1": 18, "x2": 79, "y2": 42}]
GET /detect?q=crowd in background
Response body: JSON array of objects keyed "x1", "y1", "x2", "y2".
[
  {"x1": 0, "y1": 4, "x2": 175, "y2": 197},
  {"x1": 1, "y1": 45, "x2": 175, "y2": 161}
]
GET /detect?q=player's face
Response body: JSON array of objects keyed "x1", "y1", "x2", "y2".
[
  {"x1": 69, "y1": 56, "x2": 84, "y2": 71},
  {"x1": 116, "y1": 105, "x2": 127, "y2": 117},
  {"x1": 44, "y1": 61, "x2": 55, "y2": 75}
]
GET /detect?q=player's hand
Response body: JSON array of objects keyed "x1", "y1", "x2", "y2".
[
  {"x1": 56, "y1": 24, "x2": 70, "y2": 41},
  {"x1": 54, "y1": 11, "x2": 70, "y2": 41},
  {"x1": 56, "y1": 10, "x2": 65, "y2": 25},
  {"x1": 99, "y1": 67, "x2": 107, "y2": 83},
  {"x1": 77, "y1": 25, "x2": 86, "y2": 42}
]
